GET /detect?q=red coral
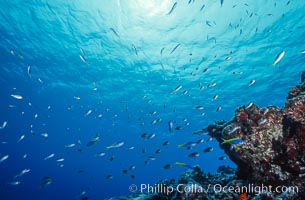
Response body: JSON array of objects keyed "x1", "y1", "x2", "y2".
[
  {"x1": 235, "y1": 111, "x2": 248, "y2": 122},
  {"x1": 296, "y1": 128, "x2": 305, "y2": 152},
  {"x1": 288, "y1": 87, "x2": 301, "y2": 98},
  {"x1": 282, "y1": 138, "x2": 297, "y2": 158}
]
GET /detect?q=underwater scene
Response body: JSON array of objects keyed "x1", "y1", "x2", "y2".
[{"x1": 1, "y1": 0, "x2": 305, "y2": 199}]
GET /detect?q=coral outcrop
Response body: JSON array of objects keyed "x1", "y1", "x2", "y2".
[{"x1": 208, "y1": 71, "x2": 305, "y2": 199}]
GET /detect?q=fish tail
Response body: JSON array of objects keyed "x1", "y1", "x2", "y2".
[
  {"x1": 177, "y1": 143, "x2": 185, "y2": 148},
  {"x1": 221, "y1": 139, "x2": 228, "y2": 144}
]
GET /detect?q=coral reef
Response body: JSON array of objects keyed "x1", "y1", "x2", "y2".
[
  {"x1": 208, "y1": 71, "x2": 305, "y2": 199},
  {"x1": 209, "y1": 104, "x2": 284, "y2": 185},
  {"x1": 108, "y1": 71, "x2": 305, "y2": 200}
]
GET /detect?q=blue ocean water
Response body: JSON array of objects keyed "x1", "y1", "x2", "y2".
[{"x1": 0, "y1": 0, "x2": 304, "y2": 199}]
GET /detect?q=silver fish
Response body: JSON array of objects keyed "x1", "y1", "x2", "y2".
[
  {"x1": 258, "y1": 118, "x2": 267, "y2": 125},
  {"x1": 56, "y1": 158, "x2": 65, "y2": 162},
  {"x1": 273, "y1": 50, "x2": 285, "y2": 66},
  {"x1": 246, "y1": 102, "x2": 254, "y2": 109},
  {"x1": 218, "y1": 156, "x2": 226, "y2": 160},
  {"x1": 249, "y1": 80, "x2": 256, "y2": 86},
  {"x1": 0, "y1": 121, "x2": 8, "y2": 129},
  {"x1": 44, "y1": 153, "x2": 55, "y2": 160},
  {"x1": 188, "y1": 152, "x2": 200, "y2": 157},
  {"x1": 216, "y1": 106, "x2": 222, "y2": 112},
  {"x1": 196, "y1": 105, "x2": 204, "y2": 110},
  {"x1": 228, "y1": 126, "x2": 240, "y2": 135},
  {"x1": 8, "y1": 181, "x2": 21, "y2": 185},
  {"x1": 167, "y1": 2, "x2": 177, "y2": 15},
  {"x1": 65, "y1": 143, "x2": 75, "y2": 148},
  {"x1": 150, "y1": 119, "x2": 158, "y2": 125},
  {"x1": 213, "y1": 94, "x2": 219, "y2": 100},
  {"x1": 37, "y1": 78, "x2": 43, "y2": 83},
  {"x1": 132, "y1": 44, "x2": 138, "y2": 56},
  {"x1": 79, "y1": 55, "x2": 88, "y2": 65},
  {"x1": 171, "y1": 85, "x2": 182, "y2": 94},
  {"x1": 80, "y1": 47, "x2": 85, "y2": 56},
  {"x1": 207, "y1": 82, "x2": 216, "y2": 88},
  {"x1": 203, "y1": 147, "x2": 214, "y2": 152},
  {"x1": 220, "y1": 0, "x2": 224, "y2": 6},
  {"x1": 206, "y1": 137, "x2": 213, "y2": 142},
  {"x1": 225, "y1": 56, "x2": 231, "y2": 61},
  {"x1": 27, "y1": 65, "x2": 31, "y2": 78},
  {"x1": 160, "y1": 47, "x2": 165, "y2": 55},
  {"x1": 96, "y1": 152, "x2": 106, "y2": 157},
  {"x1": 17, "y1": 134, "x2": 25, "y2": 142},
  {"x1": 168, "y1": 120, "x2": 174, "y2": 132},
  {"x1": 11, "y1": 94, "x2": 23, "y2": 100},
  {"x1": 206, "y1": 21, "x2": 212, "y2": 27},
  {"x1": 0, "y1": 155, "x2": 9, "y2": 163},
  {"x1": 170, "y1": 43, "x2": 180, "y2": 54},
  {"x1": 15, "y1": 169, "x2": 31, "y2": 178},
  {"x1": 84, "y1": 109, "x2": 92, "y2": 116},
  {"x1": 106, "y1": 141, "x2": 124, "y2": 149},
  {"x1": 110, "y1": 28, "x2": 120, "y2": 38}
]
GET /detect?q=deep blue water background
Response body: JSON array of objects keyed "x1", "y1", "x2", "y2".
[{"x1": 0, "y1": 0, "x2": 305, "y2": 199}]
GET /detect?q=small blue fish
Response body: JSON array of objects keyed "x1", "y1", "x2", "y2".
[{"x1": 229, "y1": 139, "x2": 244, "y2": 145}]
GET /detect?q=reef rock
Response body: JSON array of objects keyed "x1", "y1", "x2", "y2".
[
  {"x1": 208, "y1": 71, "x2": 305, "y2": 199},
  {"x1": 208, "y1": 104, "x2": 285, "y2": 185}
]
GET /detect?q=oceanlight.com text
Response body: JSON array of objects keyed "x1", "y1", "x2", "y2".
[{"x1": 213, "y1": 183, "x2": 299, "y2": 194}]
